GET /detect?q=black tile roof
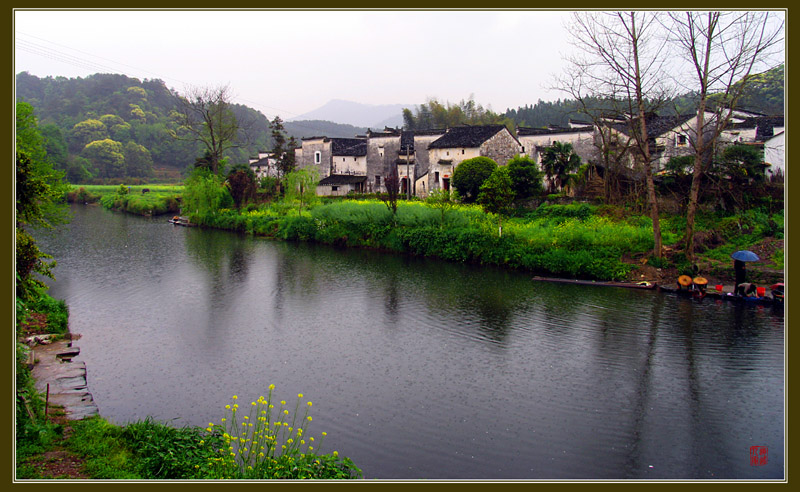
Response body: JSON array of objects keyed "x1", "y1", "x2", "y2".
[
  {"x1": 331, "y1": 138, "x2": 367, "y2": 156},
  {"x1": 319, "y1": 174, "x2": 368, "y2": 185},
  {"x1": 610, "y1": 114, "x2": 695, "y2": 138},
  {"x1": 428, "y1": 125, "x2": 508, "y2": 149},
  {"x1": 518, "y1": 125, "x2": 593, "y2": 136}
]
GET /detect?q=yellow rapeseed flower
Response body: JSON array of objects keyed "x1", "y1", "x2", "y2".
[
  {"x1": 281, "y1": 401, "x2": 286, "y2": 405},
  {"x1": 307, "y1": 401, "x2": 312, "y2": 406},
  {"x1": 298, "y1": 393, "x2": 303, "y2": 398},
  {"x1": 226, "y1": 405, "x2": 231, "y2": 409},
  {"x1": 269, "y1": 384, "x2": 275, "y2": 390},
  {"x1": 307, "y1": 416, "x2": 312, "y2": 421}
]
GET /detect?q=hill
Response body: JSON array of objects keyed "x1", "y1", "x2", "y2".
[{"x1": 15, "y1": 72, "x2": 272, "y2": 182}]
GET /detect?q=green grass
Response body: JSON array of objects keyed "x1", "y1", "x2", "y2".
[{"x1": 70, "y1": 184, "x2": 184, "y2": 197}]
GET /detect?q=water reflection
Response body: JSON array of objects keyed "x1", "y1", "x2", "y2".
[{"x1": 34, "y1": 205, "x2": 784, "y2": 480}]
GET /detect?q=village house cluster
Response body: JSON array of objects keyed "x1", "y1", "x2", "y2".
[{"x1": 250, "y1": 109, "x2": 784, "y2": 198}]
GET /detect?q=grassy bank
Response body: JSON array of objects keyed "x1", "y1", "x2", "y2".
[
  {"x1": 188, "y1": 198, "x2": 783, "y2": 284},
  {"x1": 192, "y1": 200, "x2": 674, "y2": 281},
  {"x1": 66, "y1": 184, "x2": 184, "y2": 216}
]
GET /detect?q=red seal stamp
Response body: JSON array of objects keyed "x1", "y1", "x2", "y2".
[{"x1": 750, "y1": 446, "x2": 768, "y2": 466}]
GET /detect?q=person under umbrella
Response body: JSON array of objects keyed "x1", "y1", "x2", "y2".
[{"x1": 731, "y1": 250, "x2": 759, "y2": 292}]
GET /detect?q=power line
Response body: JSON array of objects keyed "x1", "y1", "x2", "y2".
[{"x1": 15, "y1": 32, "x2": 364, "y2": 137}]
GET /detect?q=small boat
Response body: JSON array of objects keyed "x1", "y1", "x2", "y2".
[
  {"x1": 531, "y1": 276, "x2": 658, "y2": 290},
  {"x1": 169, "y1": 216, "x2": 196, "y2": 227}
]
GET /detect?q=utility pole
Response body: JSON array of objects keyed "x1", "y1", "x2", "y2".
[{"x1": 406, "y1": 143, "x2": 411, "y2": 200}]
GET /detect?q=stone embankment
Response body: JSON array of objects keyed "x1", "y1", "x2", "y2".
[{"x1": 30, "y1": 336, "x2": 99, "y2": 420}]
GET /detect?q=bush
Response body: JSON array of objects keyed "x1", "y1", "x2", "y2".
[
  {"x1": 121, "y1": 418, "x2": 225, "y2": 479},
  {"x1": 451, "y1": 156, "x2": 498, "y2": 203}
]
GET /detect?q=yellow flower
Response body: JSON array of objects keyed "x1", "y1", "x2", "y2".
[
  {"x1": 307, "y1": 401, "x2": 313, "y2": 407},
  {"x1": 333, "y1": 451, "x2": 339, "y2": 457},
  {"x1": 307, "y1": 416, "x2": 312, "y2": 421},
  {"x1": 225, "y1": 405, "x2": 231, "y2": 409},
  {"x1": 322, "y1": 432, "x2": 327, "y2": 436},
  {"x1": 232, "y1": 395, "x2": 238, "y2": 400},
  {"x1": 298, "y1": 393, "x2": 303, "y2": 398},
  {"x1": 281, "y1": 400, "x2": 286, "y2": 405},
  {"x1": 283, "y1": 410, "x2": 289, "y2": 415},
  {"x1": 269, "y1": 384, "x2": 275, "y2": 390},
  {"x1": 221, "y1": 418, "x2": 226, "y2": 422}
]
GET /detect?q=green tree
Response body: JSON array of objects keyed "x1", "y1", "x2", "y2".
[
  {"x1": 283, "y1": 168, "x2": 319, "y2": 214},
  {"x1": 39, "y1": 123, "x2": 69, "y2": 170},
  {"x1": 270, "y1": 116, "x2": 296, "y2": 177},
  {"x1": 505, "y1": 154, "x2": 544, "y2": 200},
  {"x1": 540, "y1": 141, "x2": 581, "y2": 194},
  {"x1": 123, "y1": 141, "x2": 154, "y2": 178},
  {"x1": 65, "y1": 156, "x2": 95, "y2": 183},
  {"x1": 226, "y1": 164, "x2": 257, "y2": 209},
  {"x1": 182, "y1": 167, "x2": 230, "y2": 221},
  {"x1": 451, "y1": 156, "x2": 498, "y2": 203},
  {"x1": 477, "y1": 167, "x2": 515, "y2": 236},
  {"x1": 15, "y1": 102, "x2": 70, "y2": 300},
  {"x1": 69, "y1": 119, "x2": 108, "y2": 152},
  {"x1": 82, "y1": 139, "x2": 125, "y2": 178}
]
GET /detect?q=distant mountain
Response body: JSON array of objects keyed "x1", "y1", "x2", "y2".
[{"x1": 289, "y1": 99, "x2": 409, "y2": 129}]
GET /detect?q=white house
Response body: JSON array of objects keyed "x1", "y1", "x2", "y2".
[{"x1": 763, "y1": 131, "x2": 785, "y2": 180}]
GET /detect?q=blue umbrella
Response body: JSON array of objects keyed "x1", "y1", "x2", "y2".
[{"x1": 731, "y1": 250, "x2": 760, "y2": 262}]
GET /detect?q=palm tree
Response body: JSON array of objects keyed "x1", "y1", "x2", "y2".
[{"x1": 540, "y1": 141, "x2": 581, "y2": 194}]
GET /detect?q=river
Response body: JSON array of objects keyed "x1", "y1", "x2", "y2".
[{"x1": 34, "y1": 204, "x2": 784, "y2": 480}]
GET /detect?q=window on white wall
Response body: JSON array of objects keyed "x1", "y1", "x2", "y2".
[{"x1": 314, "y1": 151, "x2": 321, "y2": 164}]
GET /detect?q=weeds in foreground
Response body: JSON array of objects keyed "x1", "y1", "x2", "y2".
[{"x1": 205, "y1": 386, "x2": 361, "y2": 479}]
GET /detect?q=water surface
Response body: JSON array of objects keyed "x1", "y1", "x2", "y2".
[{"x1": 36, "y1": 205, "x2": 784, "y2": 480}]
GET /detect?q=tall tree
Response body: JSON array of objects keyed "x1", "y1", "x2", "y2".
[
  {"x1": 173, "y1": 85, "x2": 239, "y2": 174},
  {"x1": 16, "y1": 102, "x2": 70, "y2": 300},
  {"x1": 559, "y1": 11, "x2": 673, "y2": 257},
  {"x1": 540, "y1": 141, "x2": 582, "y2": 194},
  {"x1": 667, "y1": 11, "x2": 784, "y2": 260}
]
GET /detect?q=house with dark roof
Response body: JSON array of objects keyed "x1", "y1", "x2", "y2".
[
  {"x1": 249, "y1": 151, "x2": 279, "y2": 179},
  {"x1": 296, "y1": 136, "x2": 367, "y2": 179},
  {"x1": 316, "y1": 174, "x2": 368, "y2": 196},
  {"x1": 425, "y1": 125, "x2": 522, "y2": 193}
]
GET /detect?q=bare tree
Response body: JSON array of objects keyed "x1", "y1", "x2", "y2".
[
  {"x1": 667, "y1": 11, "x2": 784, "y2": 260},
  {"x1": 558, "y1": 11, "x2": 674, "y2": 258},
  {"x1": 173, "y1": 84, "x2": 240, "y2": 174}
]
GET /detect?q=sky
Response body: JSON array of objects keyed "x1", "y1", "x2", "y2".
[
  {"x1": 13, "y1": 9, "x2": 577, "y2": 119},
  {"x1": 14, "y1": 9, "x2": 786, "y2": 122}
]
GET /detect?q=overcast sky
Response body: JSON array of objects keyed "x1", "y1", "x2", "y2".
[{"x1": 14, "y1": 9, "x2": 785, "y2": 121}]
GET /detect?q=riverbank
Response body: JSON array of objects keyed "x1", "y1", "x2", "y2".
[{"x1": 182, "y1": 199, "x2": 784, "y2": 287}]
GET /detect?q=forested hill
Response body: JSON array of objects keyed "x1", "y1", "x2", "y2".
[{"x1": 14, "y1": 72, "x2": 277, "y2": 182}]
